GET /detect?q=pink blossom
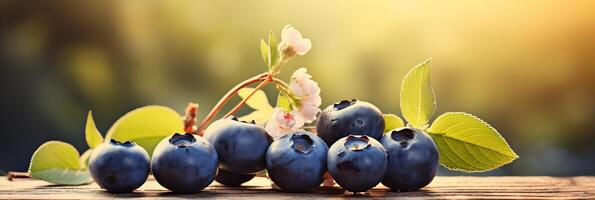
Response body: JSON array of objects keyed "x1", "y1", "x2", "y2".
[
  {"x1": 279, "y1": 25, "x2": 312, "y2": 57},
  {"x1": 265, "y1": 108, "x2": 305, "y2": 139},
  {"x1": 290, "y1": 68, "x2": 321, "y2": 123}
]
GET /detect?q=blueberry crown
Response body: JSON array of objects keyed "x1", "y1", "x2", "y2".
[
  {"x1": 333, "y1": 99, "x2": 358, "y2": 110},
  {"x1": 390, "y1": 128, "x2": 416, "y2": 148},
  {"x1": 290, "y1": 133, "x2": 315, "y2": 154},
  {"x1": 227, "y1": 115, "x2": 256, "y2": 124},
  {"x1": 344, "y1": 135, "x2": 371, "y2": 151},
  {"x1": 169, "y1": 133, "x2": 196, "y2": 147},
  {"x1": 109, "y1": 139, "x2": 135, "y2": 146}
]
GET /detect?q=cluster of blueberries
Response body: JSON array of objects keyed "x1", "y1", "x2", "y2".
[{"x1": 88, "y1": 99, "x2": 439, "y2": 194}]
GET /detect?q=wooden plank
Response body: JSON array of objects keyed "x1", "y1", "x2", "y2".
[{"x1": 1, "y1": 176, "x2": 594, "y2": 199}]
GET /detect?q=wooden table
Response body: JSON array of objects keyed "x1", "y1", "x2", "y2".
[{"x1": 1, "y1": 176, "x2": 594, "y2": 199}]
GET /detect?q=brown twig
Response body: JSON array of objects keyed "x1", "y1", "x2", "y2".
[
  {"x1": 223, "y1": 76, "x2": 272, "y2": 119},
  {"x1": 196, "y1": 72, "x2": 270, "y2": 135}
]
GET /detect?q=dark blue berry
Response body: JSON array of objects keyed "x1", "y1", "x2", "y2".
[
  {"x1": 151, "y1": 133, "x2": 219, "y2": 193},
  {"x1": 204, "y1": 116, "x2": 272, "y2": 174},
  {"x1": 215, "y1": 169, "x2": 255, "y2": 186},
  {"x1": 316, "y1": 99, "x2": 385, "y2": 146},
  {"x1": 327, "y1": 135, "x2": 387, "y2": 192},
  {"x1": 88, "y1": 139, "x2": 150, "y2": 193},
  {"x1": 266, "y1": 131, "x2": 329, "y2": 192},
  {"x1": 380, "y1": 127, "x2": 438, "y2": 191}
]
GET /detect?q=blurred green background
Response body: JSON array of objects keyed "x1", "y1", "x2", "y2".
[{"x1": 1, "y1": 0, "x2": 594, "y2": 176}]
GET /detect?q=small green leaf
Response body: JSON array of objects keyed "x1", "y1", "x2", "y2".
[
  {"x1": 239, "y1": 109, "x2": 274, "y2": 125},
  {"x1": 238, "y1": 88, "x2": 274, "y2": 111},
  {"x1": 276, "y1": 94, "x2": 292, "y2": 112},
  {"x1": 427, "y1": 112, "x2": 518, "y2": 172},
  {"x1": 383, "y1": 114, "x2": 405, "y2": 133},
  {"x1": 28, "y1": 141, "x2": 92, "y2": 185},
  {"x1": 400, "y1": 59, "x2": 435, "y2": 128},
  {"x1": 85, "y1": 111, "x2": 103, "y2": 149},
  {"x1": 105, "y1": 106, "x2": 184, "y2": 157},
  {"x1": 79, "y1": 149, "x2": 93, "y2": 168},
  {"x1": 260, "y1": 39, "x2": 270, "y2": 67},
  {"x1": 268, "y1": 31, "x2": 279, "y2": 68}
]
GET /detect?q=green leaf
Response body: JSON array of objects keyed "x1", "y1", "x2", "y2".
[
  {"x1": 239, "y1": 110, "x2": 274, "y2": 125},
  {"x1": 238, "y1": 88, "x2": 273, "y2": 111},
  {"x1": 268, "y1": 31, "x2": 279, "y2": 68},
  {"x1": 260, "y1": 39, "x2": 270, "y2": 67},
  {"x1": 79, "y1": 149, "x2": 93, "y2": 168},
  {"x1": 383, "y1": 114, "x2": 405, "y2": 133},
  {"x1": 85, "y1": 111, "x2": 103, "y2": 149},
  {"x1": 28, "y1": 141, "x2": 92, "y2": 185},
  {"x1": 427, "y1": 112, "x2": 518, "y2": 172},
  {"x1": 400, "y1": 59, "x2": 435, "y2": 128},
  {"x1": 276, "y1": 94, "x2": 292, "y2": 112},
  {"x1": 105, "y1": 106, "x2": 184, "y2": 157}
]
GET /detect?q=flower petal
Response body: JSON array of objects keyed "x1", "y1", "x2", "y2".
[
  {"x1": 281, "y1": 25, "x2": 300, "y2": 45},
  {"x1": 265, "y1": 108, "x2": 305, "y2": 139},
  {"x1": 295, "y1": 39, "x2": 312, "y2": 55},
  {"x1": 287, "y1": 68, "x2": 322, "y2": 123}
]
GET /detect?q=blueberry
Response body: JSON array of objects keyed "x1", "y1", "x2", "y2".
[
  {"x1": 266, "y1": 131, "x2": 329, "y2": 192},
  {"x1": 204, "y1": 116, "x2": 272, "y2": 174},
  {"x1": 316, "y1": 99, "x2": 385, "y2": 146},
  {"x1": 380, "y1": 127, "x2": 438, "y2": 191},
  {"x1": 151, "y1": 133, "x2": 218, "y2": 193},
  {"x1": 215, "y1": 169, "x2": 255, "y2": 186},
  {"x1": 88, "y1": 139, "x2": 150, "y2": 193},
  {"x1": 327, "y1": 135, "x2": 387, "y2": 192}
]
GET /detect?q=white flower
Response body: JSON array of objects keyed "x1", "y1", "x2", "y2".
[
  {"x1": 279, "y1": 25, "x2": 312, "y2": 57},
  {"x1": 290, "y1": 68, "x2": 321, "y2": 123},
  {"x1": 265, "y1": 108, "x2": 305, "y2": 139}
]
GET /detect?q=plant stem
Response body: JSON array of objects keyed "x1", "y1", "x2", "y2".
[
  {"x1": 223, "y1": 76, "x2": 272, "y2": 119},
  {"x1": 272, "y1": 77, "x2": 291, "y2": 91},
  {"x1": 196, "y1": 72, "x2": 270, "y2": 135}
]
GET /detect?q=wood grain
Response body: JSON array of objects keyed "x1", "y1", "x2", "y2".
[{"x1": 1, "y1": 176, "x2": 594, "y2": 199}]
